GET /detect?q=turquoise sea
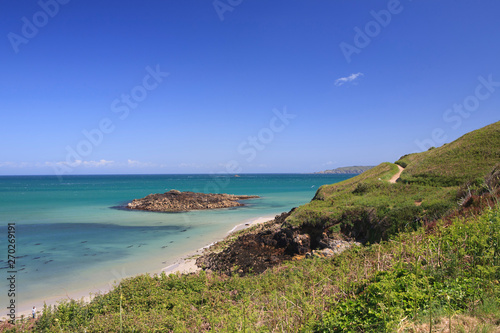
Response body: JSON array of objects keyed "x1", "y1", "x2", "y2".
[{"x1": 0, "y1": 174, "x2": 352, "y2": 313}]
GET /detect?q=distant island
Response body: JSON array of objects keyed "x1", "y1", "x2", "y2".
[
  {"x1": 314, "y1": 165, "x2": 375, "y2": 174},
  {"x1": 126, "y1": 190, "x2": 259, "y2": 212}
]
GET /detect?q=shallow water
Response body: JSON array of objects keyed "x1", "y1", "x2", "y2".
[{"x1": 0, "y1": 174, "x2": 352, "y2": 312}]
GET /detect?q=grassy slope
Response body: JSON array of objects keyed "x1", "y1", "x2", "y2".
[
  {"x1": 3, "y1": 122, "x2": 500, "y2": 332},
  {"x1": 286, "y1": 162, "x2": 456, "y2": 243},
  {"x1": 317, "y1": 205, "x2": 500, "y2": 332},
  {"x1": 397, "y1": 121, "x2": 500, "y2": 186},
  {"x1": 286, "y1": 121, "x2": 500, "y2": 243}
]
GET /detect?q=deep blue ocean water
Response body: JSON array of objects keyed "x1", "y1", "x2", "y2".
[{"x1": 0, "y1": 174, "x2": 352, "y2": 312}]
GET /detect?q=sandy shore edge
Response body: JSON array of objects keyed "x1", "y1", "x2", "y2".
[
  {"x1": 1, "y1": 215, "x2": 275, "y2": 322},
  {"x1": 161, "y1": 215, "x2": 275, "y2": 275}
]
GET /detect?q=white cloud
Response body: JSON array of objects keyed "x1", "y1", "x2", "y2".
[
  {"x1": 0, "y1": 161, "x2": 20, "y2": 168},
  {"x1": 36, "y1": 160, "x2": 114, "y2": 168},
  {"x1": 0, "y1": 161, "x2": 32, "y2": 168},
  {"x1": 334, "y1": 72, "x2": 364, "y2": 86},
  {"x1": 128, "y1": 159, "x2": 157, "y2": 168},
  {"x1": 178, "y1": 162, "x2": 204, "y2": 169},
  {"x1": 1, "y1": 159, "x2": 164, "y2": 171},
  {"x1": 82, "y1": 160, "x2": 114, "y2": 168}
]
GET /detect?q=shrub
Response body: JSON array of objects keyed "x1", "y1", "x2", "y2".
[{"x1": 395, "y1": 160, "x2": 408, "y2": 168}]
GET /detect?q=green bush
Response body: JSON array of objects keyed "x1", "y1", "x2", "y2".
[
  {"x1": 395, "y1": 160, "x2": 408, "y2": 168},
  {"x1": 317, "y1": 206, "x2": 500, "y2": 332}
]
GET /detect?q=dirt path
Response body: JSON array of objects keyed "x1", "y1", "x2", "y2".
[{"x1": 389, "y1": 165, "x2": 404, "y2": 184}]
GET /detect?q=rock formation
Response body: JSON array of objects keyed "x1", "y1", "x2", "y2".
[
  {"x1": 196, "y1": 211, "x2": 360, "y2": 276},
  {"x1": 127, "y1": 190, "x2": 259, "y2": 212}
]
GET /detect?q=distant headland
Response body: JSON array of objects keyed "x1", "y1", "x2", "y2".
[{"x1": 314, "y1": 165, "x2": 375, "y2": 174}]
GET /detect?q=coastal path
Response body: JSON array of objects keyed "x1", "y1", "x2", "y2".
[{"x1": 389, "y1": 165, "x2": 404, "y2": 184}]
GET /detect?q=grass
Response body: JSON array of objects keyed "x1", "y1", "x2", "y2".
[
  {"x1": 285, "y1": 162, "x2": 458, "y2": 243},
  {"x1": 4, "y1": 202, "x2": 499, "y2": 332},
  {"x1": 2, "y1": 121, "x2": 499, "y2": 332},
  {"x1": 397, "y1": 121, "x2": 500, "y2": 187},
  {"x1": 285, "y1": 122, "x2": 500, "y2": 244},
  {"x1": 316, "y1": 204, "x2": 500, "y2": 332}
]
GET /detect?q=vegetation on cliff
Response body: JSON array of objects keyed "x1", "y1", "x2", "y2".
[
  {"x1": 287, "y1": 121, "x2": 500, "y2": 244},
  {"x1": 396, "y1": 122, "x2": 500, "y2": 186},
  {"x1": 2, "y1": 121, "x2": 499, "y2": 332}
]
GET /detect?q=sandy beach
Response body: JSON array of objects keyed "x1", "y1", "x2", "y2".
[{"x1": 1, "y1": 215, "x2": 275, "y2": 323}]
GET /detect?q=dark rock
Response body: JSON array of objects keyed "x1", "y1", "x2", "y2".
[
  {"x1": 196, "y1": 209, "x2": 361, "y2": 276},
  {"x1": 126, "y1": 191, "x2": 260, "y2": 212}
]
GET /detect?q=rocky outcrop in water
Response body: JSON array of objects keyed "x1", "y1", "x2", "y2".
[{"x1": 127, "y1": 190, "x2": 260, "y2": 212}]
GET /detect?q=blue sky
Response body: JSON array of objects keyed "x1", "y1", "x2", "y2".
[{"x1": 1, "y1": 0, "x2": 499, "y2": 175}]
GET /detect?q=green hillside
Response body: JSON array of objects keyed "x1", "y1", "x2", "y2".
[
  {"x1": 397, "y1": 121, "x2": 500, "y2": 186},
  {"x1": 286, "y1": 162, "x2": 455, "y2": 243},
  {"x1": 4, "y1": 122, "x2": 500, "y2": 332},
  {"x1": 286, "y1": 121, "x2": 500, "y2": 243}
]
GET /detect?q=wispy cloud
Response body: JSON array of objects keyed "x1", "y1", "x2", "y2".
[
  {"x1": 82, "y1": 160, "x2": 115, "y2": 167},
  {"x1": 42, "y1": 160, "x2": 115, "y2": 168},
  {"x1": 334, "y1": 72, "x2": 364, "y2": 86},
  {"x1": 178, "y1": 162, "x2": 205, "y2": 169},
  {"x1": 1, "y1": 160, "x2": 115, "y2": 168},
  {"x1": 0, "y1": 161, "x2": 25, "y2": 168},
  {"x1": 0, "y1": 160, "x2": 171, "y2": 172},
  {"x1": 127, "y1": 159, "x2": 158, "y2": 168}
]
